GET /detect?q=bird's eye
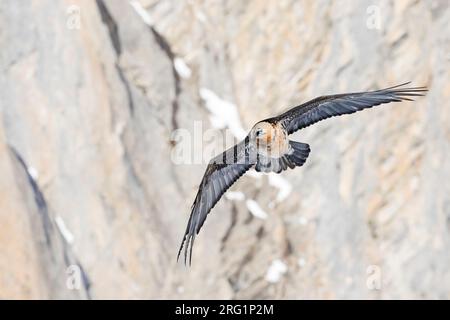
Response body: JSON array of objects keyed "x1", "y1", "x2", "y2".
[{"x1": 256, "y1": 129, "x2": 263, "y2": 137}]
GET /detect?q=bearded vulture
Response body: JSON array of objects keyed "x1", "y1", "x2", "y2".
[{"x1": 178, "y1": 82, "x2": 427, "y2": 265}]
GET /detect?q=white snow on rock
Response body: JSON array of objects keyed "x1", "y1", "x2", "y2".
[
  {"x1": 298, "y1": 257, "x2": 306, "y2": 268},
  {"x1": 225, "y1": 191, "x2": 245, "y2": 201},
  {"x1": 174, "y1": 57, "x2": 192, "y2": 79},
  {"x1": 246, "y1": 199, "x2": 268, "y2": 219},
  {"x1": 129, "y1": 1, "x2": 153, "y2": 26},
  {"x1": 199, "y1": 88, "x2": 247, "y2": 140},
  {"x1": 27, "y1": 166, "x2": 39, "y2": 180},
  {"x1": 268, "y1": 173, "x2": 292, "y2": 203},
  {"x1": 130, "y1": 3, "x2": 192, "y2": 82},
  {"x1": 195, "y1": 10, "x2": 207, "y2": 23},
  {"x1": 298, "y1": 216, "x2": 308, "y2": 226},
  {"x1": 55, "y1": 216, "x2": 75, "y2": 244},
  {"x1": 265, "y1": 259, "x2": 288, "y2": 283}
]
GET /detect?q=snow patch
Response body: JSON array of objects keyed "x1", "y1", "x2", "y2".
[
  {"x1": 195, "y1": 10, "x2": 207, "y2": 23},
  {"x1": 266, "y1": 259, "x2": 288, "y2": 283},
  {"x1": 129, "y1": 1, "x2": 153, "y2": 26},
  {"x1": 55, "y1": 216, "x2": 75, "y2": 244},
  {"x1": 174, "y1": 58, "x2": 192, "y2": 79},
  {"x1": 225, "y1": 191, "x2": 245, "y2": 201},
  {"x1": 27, "y1": 166, "x2": 39, "y2": 180},
  {"x1": 298, "y1": 216, "x2": 308, "y2": 226},
  {"x1": 268, "y1": 173, "x2": 292, "y2": 203},
  {"x1": 298, "y1": 257, "x2": 306, "y2": 268},
  {"x1": 199, "y1": 88, "x2": 247, "y2": 140},
  {"x1": 246, "y1": 199, "x2": 268, "y2": 219}
]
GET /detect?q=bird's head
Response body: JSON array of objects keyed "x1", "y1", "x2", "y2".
[{"x1": 251, "y1": 122, "x2": 273, "y2": 144}]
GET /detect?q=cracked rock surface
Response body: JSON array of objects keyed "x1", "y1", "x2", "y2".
[{"x1": 0, "y1": 0, "x2": 449, "y2": 299}]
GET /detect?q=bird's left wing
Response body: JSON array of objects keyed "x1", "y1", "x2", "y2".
[
  {"x1": 177, "y1": 137, "x2": 254, "y2": 265},
  {"x1": 275, "y1": 82, "x2": 427, "y2": 134}
]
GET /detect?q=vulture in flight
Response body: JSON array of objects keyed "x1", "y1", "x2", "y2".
[{"x1": 178, "y1": 82, "x2": 427, "y2": 265}]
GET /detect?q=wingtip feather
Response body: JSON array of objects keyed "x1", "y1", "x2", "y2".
[{"x1": 381, "y1": 82, "x2": 428, "y2": 102}]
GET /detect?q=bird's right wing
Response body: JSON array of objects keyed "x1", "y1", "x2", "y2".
[
  {"x1": 275, "y1": 82, "x2": 427, "y2": 134},
  {"x1": 177, "y1": 137, "x2": 254, "y2": 265}
]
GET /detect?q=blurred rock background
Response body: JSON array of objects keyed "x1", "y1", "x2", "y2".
[{"x1": 0, "y1": 0, "x2": 448, "y2": 299}]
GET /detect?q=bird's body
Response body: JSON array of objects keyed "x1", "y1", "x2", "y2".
[
  {"x1": 253, "y1": 121, "x2": 289, "y2": 159},
  {"x1": 178, "y1": 82, "x2": 427, "y2": 264}
]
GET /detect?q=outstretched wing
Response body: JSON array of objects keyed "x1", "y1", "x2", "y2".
[
  {"x1": 177, "y1": 137, "x2": 254, "y2": 265},
  {"x1": 275, "y1": 82, "x2": 427, "y2": 134}
]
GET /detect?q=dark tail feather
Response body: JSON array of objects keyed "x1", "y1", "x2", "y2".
[
  {"x1": 286, "y1": 141, "x2": 310, "y2": 167},
  {"x1": 254, "y1": 141, "x2": 310, "y2": 173}
]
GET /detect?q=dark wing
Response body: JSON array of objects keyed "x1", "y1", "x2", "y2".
[
  {"x1": 177, "y1": 137, "x2": 254, "y2": 265},
  {"x1": 274, "y1": 82, "x2": 427, "y2": 134}
]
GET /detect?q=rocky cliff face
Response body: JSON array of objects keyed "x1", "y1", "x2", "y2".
[{"x1": 0, "y1": 0, "x2": 448, "y2": 299}]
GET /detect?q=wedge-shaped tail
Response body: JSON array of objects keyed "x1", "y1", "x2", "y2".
[
  {"x1": 255, "y1": 141, "x2": 310, "y2": 173},
  {"x1": 286, "y1": 141, "x2": 310, "y2": 167}
]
